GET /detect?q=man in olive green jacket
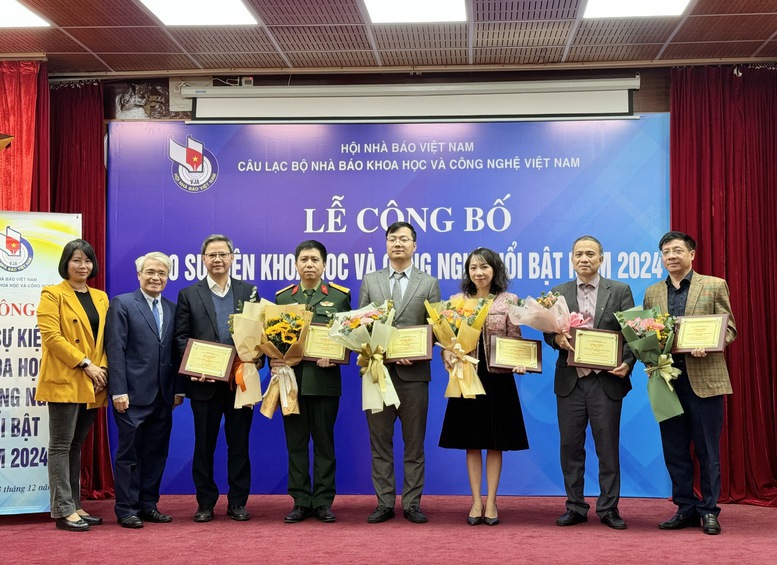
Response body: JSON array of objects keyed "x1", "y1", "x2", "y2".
[{"x1": 275, "y1": 240, "x2": 351, "y2": 524}]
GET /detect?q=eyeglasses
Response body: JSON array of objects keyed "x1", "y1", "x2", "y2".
[
  {"x1": 661, "y1": 247, "x2": 689, "y2": 257},
  {"x1": 142, "y1": 270, "x2": 168, "y2": 278},
  {"x1": 203, "y1": 252, "x2": 233, "y2": 260},
  {"x1": 386, "y1": 236, "x2": 413, "y2": 244}
]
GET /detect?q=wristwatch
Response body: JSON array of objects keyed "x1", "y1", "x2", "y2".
[{"x1": 79, "y1": 358, "x2": 92, "y2": 369}]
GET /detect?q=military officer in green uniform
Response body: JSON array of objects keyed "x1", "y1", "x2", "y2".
[{"x1": 274, "y1": 240, "x2": 351, "y2": 524}]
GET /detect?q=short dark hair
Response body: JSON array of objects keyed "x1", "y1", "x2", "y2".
[
  {"x1": 658, "y1": 231, "x2": 696, "y2": 251},
  {"x1": 201, "y1": 234, "x2": 234, "y2": 254},
  {"x1": 461, "y1": 247, "x2": 510, "y2": 296},
  {"x1": 295, "y1": 239, "x2": 327, "y2": 261},
  {"x1": 572, "y1": 235, "x2": 604, "y2": 255},
  {"x1": 58, "y1": 239, "x2": 98, "y2": 280},
  {"x1": 385, "y1": 221, "x2": 416, "y2": 241}
]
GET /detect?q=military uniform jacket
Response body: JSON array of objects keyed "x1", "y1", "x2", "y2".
[{"x1": 275, "y1": 281, "x2": 351, "y2": 396}]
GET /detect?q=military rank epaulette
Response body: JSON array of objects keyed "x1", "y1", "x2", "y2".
[
  {"x1": 276, "y1": 284, "x2": 296, "y2": 295},
  {"x1": 328, "y1": 282, "x2": 350, "y2": 294}
]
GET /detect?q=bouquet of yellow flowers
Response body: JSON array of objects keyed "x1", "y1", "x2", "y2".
[
  {"x1": 507, "y1": 291, "x2": 588, "y2": 334},
  {"x1": 328, "y1": 300, "x2": 399, "y2": 414},
  {"x1": 424, "y1": 294, "x2": 493, "y2": 398},
  {"x1": 256, "y1": 299, "x2": 312, "y2": 419},
  {"x1": 228, "y1": 299, "x2": 264, "y2": 409},
  {"x1": 615, "y1": 306, "x2": 683, "y2": 422}
]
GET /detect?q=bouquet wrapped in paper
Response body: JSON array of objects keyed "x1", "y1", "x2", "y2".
[
  {"x1": 328, "y1": 300, "x2": 399, "y2": 414},
  {"x1": 507, "y1": 291, "x2": 588, "y2": 334},
  {"x1": 256, "y1": 299, "x2": 312, "y2": 419},
  {"x1": 229, "y1": 299, "x2": 263, "y2": 409},
  {"x1": 615, "y1": 306, "x2": 683, "y2": 423},
  {"x1": 424, "y1": 294, "x2": 493, "y2": 398}
]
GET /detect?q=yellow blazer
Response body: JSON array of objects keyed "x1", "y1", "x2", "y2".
[
  {"x1": 643, "y1": 272, "x2": 737, "y2": 398},
  {"x1": 35, "y1": 280, "x2": 109, "y2": 407}
]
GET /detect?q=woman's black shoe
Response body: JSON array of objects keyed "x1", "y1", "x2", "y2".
[
  {"x1": 78, "y1": 514, "x2": 103, "y2": 526},
  {"x1": 55, "y1": 517, "x2": 89, "y2": 531},
  {"x1": 467, "y1": 515, "x2": 483, "y2": 525}
]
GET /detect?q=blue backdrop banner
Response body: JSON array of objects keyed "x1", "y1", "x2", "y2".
[{"x1": 107, "y1": 115, "x2": 670, "y2": 498}]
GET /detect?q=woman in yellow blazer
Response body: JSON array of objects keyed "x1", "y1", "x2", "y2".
[{"x1": 35, "y1": 239, "x2": 109, "y2": 532}]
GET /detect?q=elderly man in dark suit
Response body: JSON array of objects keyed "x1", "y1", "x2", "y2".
[
  {"x1": 644, "y1": 231, "x2": 736, "y2": 536},
  {"x1": 358, "y1": 221, "x2": 441, "y2": 524},
  {"x1": 106, "y1": 252, "x2": 183, "y2": 529},
  {"x1": 275, "y1": 240, "x2": 351, "y2": 524},
  {"x1": 544, "y1": 235, "x2": 635, "y2": 530},
  {"x1": 174, "y1": 234, "x2": 259, "y2": 523}
]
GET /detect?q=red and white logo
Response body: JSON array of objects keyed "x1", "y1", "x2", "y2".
[
  {"x1": 168, "y1": 136, "x2": 219, "y2": 192},
  {"x1": 0, "y1": 226, "x2": 34, "y2": 272}
]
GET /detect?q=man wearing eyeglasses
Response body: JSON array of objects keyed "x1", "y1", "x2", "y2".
[
  {"x1": 358, "y1": 221, "x2": 441, "y2": 524},
  {"x1": 174, "y1": 234, "x2": 259, "y2": 523},
  {"x1": 106, "y1": 252, "x2": 183, "y2": 528},
  {"x1": 644, "y1": 231, "x2": 737, "y2": 536}
]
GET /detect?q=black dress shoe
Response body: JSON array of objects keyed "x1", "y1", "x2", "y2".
[
  {"x1": 226, "y1": 505, "x2": 251, "y2": 521},
  {"x1": 467, "y1": 515, "x2": 483, "y2": 526},
  {"x1": 556, "y1": 509, "x2": 588, "y2": 526},
  {"x1": 701, "y1": 513, "x2": 721, "y2": 535},
  {"x1": 139, "y1": 509, "x2": 172, "y2": 523},
  {"x1": 118, "y1": 515, "x2": 144, "y2": 529},
  {"x1": 315, "y1": 506, "x2": 336, "y2": 523},
  {"x1": 55, "y1": 517, "x2": 89, "y2": 532},
  {"x1": 403, "y1": 505, "x2": 428, "y2": 524},
  {"x1": 285, "y1": 505, "x2": 313, "y2": 523},
  {"x1": 367, "y1": 505, "x2": 395, "y2": 523},
  {"x1": 600, "y1": 510, "x2": 627, "y2": 530},
  {"x1": 78, "y1": 514, "x2": 103, "y2": 526},
  {"x1": 658, "y1": 511, "x2": 700, "y2": 530},
  {"x1": 484, "y1": 516, "x2": 499, "y2": 526},
  {"x1": 193, "y1": 505, "x2": 214, "y2": 523}
]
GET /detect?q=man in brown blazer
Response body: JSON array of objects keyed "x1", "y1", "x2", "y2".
[{"x1": 643, "y1": 231, "x2": 736, "y2": 536}]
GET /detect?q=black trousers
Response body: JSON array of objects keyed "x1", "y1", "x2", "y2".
[
  {"x1": 190, "y1": 386, "x2": 254, "y2": 507},
  {"x1": 659, "y1": 371, "x2": 724, "y2": 517}
]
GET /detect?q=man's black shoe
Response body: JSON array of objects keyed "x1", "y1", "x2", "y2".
[
  {"x1": 118, "y1": 515, "x2": 144, "y2": 529},
  {"x1": 367, "y1": 505, "x2": 395, "y2": 523},
  {"x1": 139, "y1": 509, "x2": 172, "y2": 523},
  {"x1": 226, "y1": 505, "x2": 251, "y2": 521},
  {"x1": 315, "y1": 506, "x2": 336, "y2": 523},
  {"x1": 702, "y1": 513, "x2": 721, "y2": 535},
  {"x1": 403, "y1": 505, "x2": 428, "y2": 524},
  {"x1": 658, "y1": 512, "x2": 701, "y2": 530},
  {"x1": 193, "y1": 505, "x2": 214, "y2": 523},
  {"x1": 556, "y1": 509, "x2": 588, "y2": 526},
  {"x1": 600, "y1": 509, "x2": 627, "y2": 530},
  {"x1": 284, "y1": 505, "x2": 313, "y2": 523}
]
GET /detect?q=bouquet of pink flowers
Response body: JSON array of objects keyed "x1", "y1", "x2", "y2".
[
  {"x1": 328, "y1": 300, "x2": 399, "y2": 414},
  {"x1": 615, "y1": 306, "x2": 683, "y2": 422},
  {"x1": 507, "y1": 291, "x2": 588, "y2": 334}
]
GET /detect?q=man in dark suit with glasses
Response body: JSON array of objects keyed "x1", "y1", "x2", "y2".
[{"x1": 175, "y1": 234, "x2": 259, "y2": 523}]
